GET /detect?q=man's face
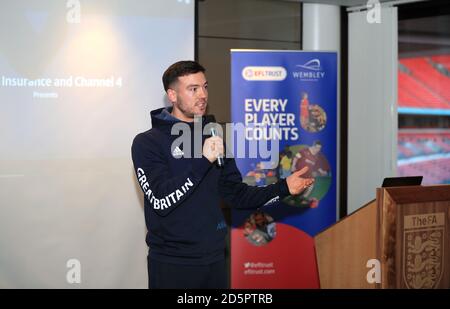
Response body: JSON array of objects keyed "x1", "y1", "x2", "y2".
[
  {"x1": 311, "y1": 144, "x2": 322, "y2": 155},
  {"x1": 168, "y1": 72, "x2": 208, "y2": 121}
]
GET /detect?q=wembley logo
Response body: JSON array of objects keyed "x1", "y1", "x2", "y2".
[
  {"x1": 296, "y1": 59, "x2": 322, "y2": 71},
  {"x1": 293, "y1": 59, "x2": 325, "y2": 81},
  {"x1": 242, "y1": 66, "x2": 287, "y2": 81}
]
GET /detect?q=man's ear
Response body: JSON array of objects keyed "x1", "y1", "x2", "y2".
[{"x1": 167, "y1": 88, "x2": 177, "y2": 103}]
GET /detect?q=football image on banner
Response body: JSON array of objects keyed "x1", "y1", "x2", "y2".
[{"x1": 230, "y1": 50, "x2": 337, "y2": 288}]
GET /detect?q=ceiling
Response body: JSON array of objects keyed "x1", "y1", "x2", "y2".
[{"x1": 399, "y1": 14, "x2": 450, "y2": 56}]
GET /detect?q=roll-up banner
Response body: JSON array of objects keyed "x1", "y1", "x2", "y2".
[{"x1": 230, "y1": 50, "x2": 338, "y2": 288}]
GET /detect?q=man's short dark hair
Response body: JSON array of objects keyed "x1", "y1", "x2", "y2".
[{"x1": 162, "y1": 60, "x2": 206, "y2": 91}]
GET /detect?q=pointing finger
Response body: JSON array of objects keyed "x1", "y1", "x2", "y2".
[{"x1": 294, "y1": 166, "x2": 309, "y2": 177}]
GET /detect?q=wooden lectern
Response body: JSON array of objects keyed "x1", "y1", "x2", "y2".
[{"x1": 314, "y1": 185, "x2": 450, "y2": 288}]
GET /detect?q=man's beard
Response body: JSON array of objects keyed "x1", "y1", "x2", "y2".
[{"x1": 176, "y1": 98, "x2": 207, "y2": 118}]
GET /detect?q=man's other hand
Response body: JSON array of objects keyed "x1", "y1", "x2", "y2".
[{"x1": 286, "y1": 167, "x2": 314, "y2": 195}]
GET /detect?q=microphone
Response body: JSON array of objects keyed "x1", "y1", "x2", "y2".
[
  {"x1": 210, "y1": 126, "x2": 224, "y2": 167},
  {"x1": 207, "y1": 115, "x2": 224, "y2": 167}
]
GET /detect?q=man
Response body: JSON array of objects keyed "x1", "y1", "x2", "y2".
[
  {"x1": 131, "y1": 60, "x2": 314, "y2": 289},
  {"x1": 279, "y1": 150, "x2": 293, "y2": 179},
  {"x1": 253, "y1": 210, "x2": 276, "y2": 242},
  {"x1": 293, "y1": 140, "x2": 329, "y2": 208},
  {"x1": 299, "y1": 92, "x2": 326, "y2": 132},
  {"x1": 294, "y1": 141, "x2": 328, "y2": 178},
  {"x1": 308, "y1": 104, "x2": 326, "y2": 132}
]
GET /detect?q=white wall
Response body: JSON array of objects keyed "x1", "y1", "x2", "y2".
[
  {"x1": 347, "y1": 6, "x2": 398, "y2": 214},
  {"x1": 302, "y1": 3, "x2": 341, "y2": 220}
]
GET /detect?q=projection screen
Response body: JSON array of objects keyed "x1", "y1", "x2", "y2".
[{"x1": 0, "y1": 0, "x2": 194, "y2": 288}]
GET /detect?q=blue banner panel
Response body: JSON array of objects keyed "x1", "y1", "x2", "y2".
[{"x1": 230, "y1": 50, "x2": 337, "y2": 288}]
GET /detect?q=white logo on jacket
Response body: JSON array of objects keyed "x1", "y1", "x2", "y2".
[
  {"x1": 136, "y1": 167, "x2": 193, "y2": 210},
  {"x1": 172, "y1": 146, "x2": 184, "y2": 158}
]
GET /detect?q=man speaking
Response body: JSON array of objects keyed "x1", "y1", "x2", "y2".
[{"x1": 131, "y1": 60, "x2": 313, "y2": 289}]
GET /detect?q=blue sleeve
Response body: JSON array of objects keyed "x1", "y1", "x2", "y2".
[
  {"x1": 218, "y1": 158, "x2": 290, "y2": 209},
  {"x1": 131, "y1": 133, "x2": 212, "y2": 217}
]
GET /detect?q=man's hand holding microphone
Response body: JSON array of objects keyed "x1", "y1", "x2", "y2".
[{"x1": 203, "y1": 133, "x2": 224, "y2": 166}]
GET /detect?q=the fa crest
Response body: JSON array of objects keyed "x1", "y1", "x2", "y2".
[{"x1": 403, "y1": 213, "x2": 445, "y2": 289}]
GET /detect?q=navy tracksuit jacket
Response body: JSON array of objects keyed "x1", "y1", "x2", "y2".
[{"x1": 131, "y1": 107, "x2": 290, "y2": 266}]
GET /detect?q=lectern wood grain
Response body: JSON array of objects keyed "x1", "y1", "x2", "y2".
[
  {"x1": 315, "y1": 185, "x2": 450, "y2": 289},
  {"x1": 315, "y1": 200, "x2": 379, "y2": 288}
]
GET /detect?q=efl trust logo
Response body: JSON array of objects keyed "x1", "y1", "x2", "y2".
[
  {"x1": 292, "y1": 59, "x2": 325, "y2": 82},
  {"x1": 242, "y1": 66, "x2": 287, "y2": 81}
]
